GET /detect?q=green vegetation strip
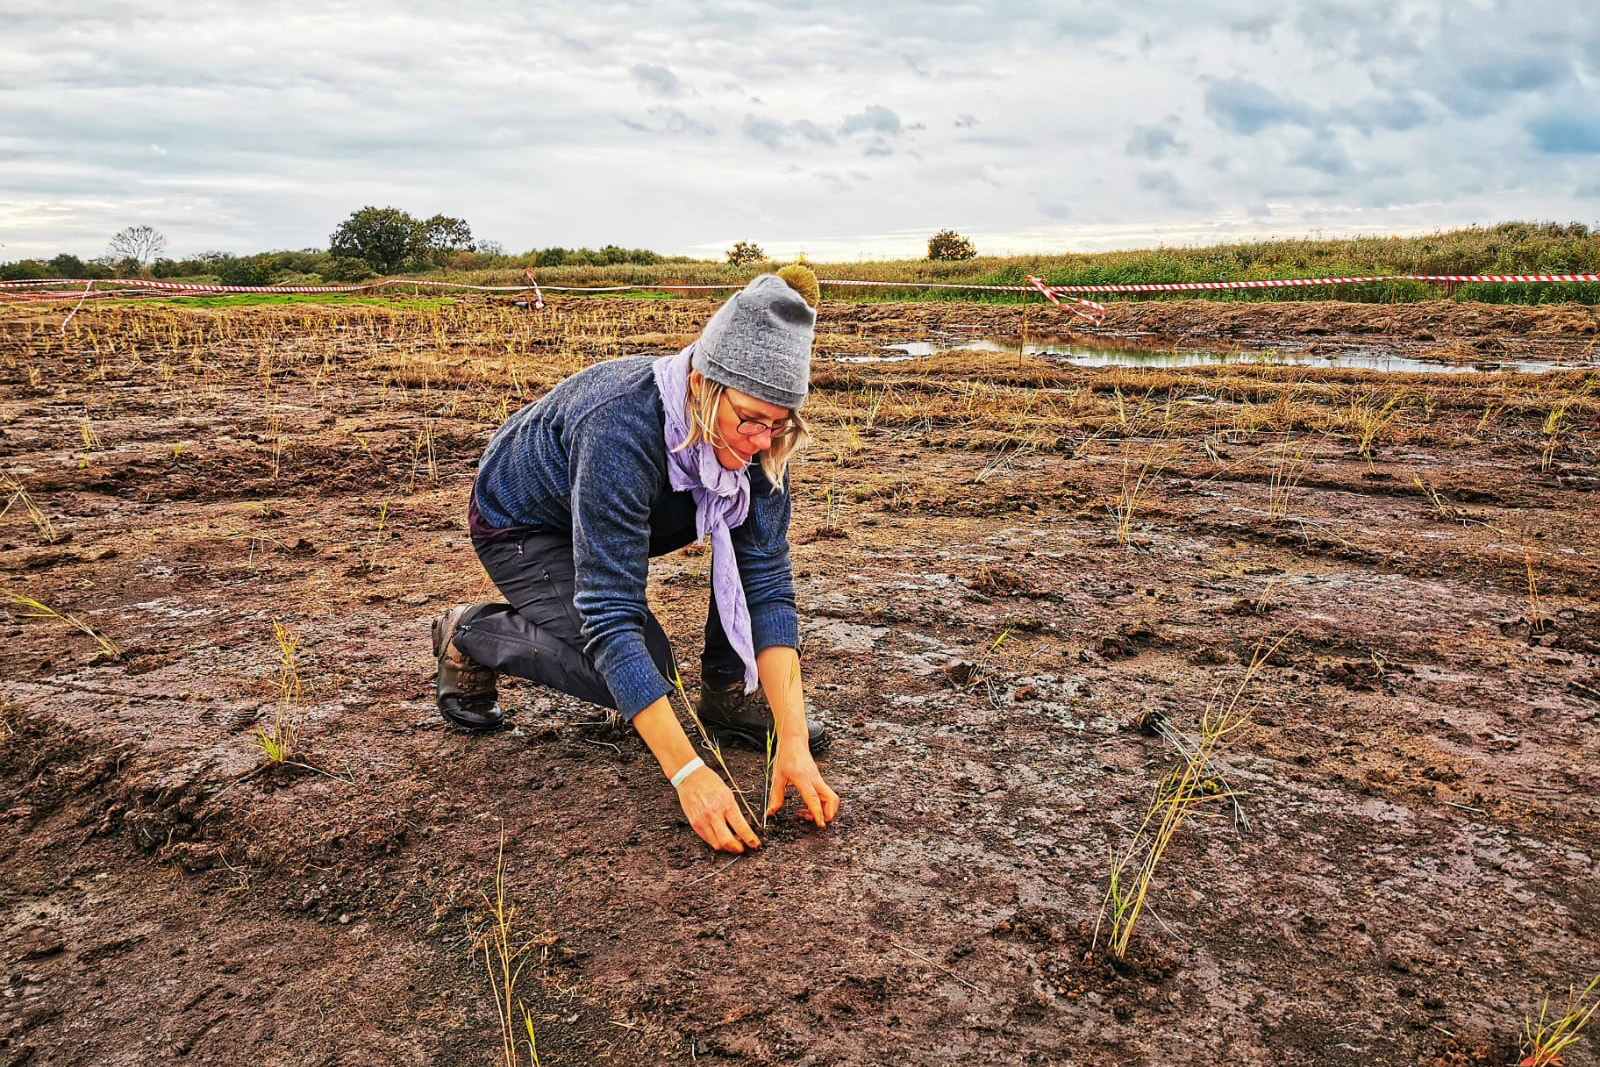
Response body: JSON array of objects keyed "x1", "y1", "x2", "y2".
[{"x1": 7, "y1": 223, "x2": 1599, "y2": 306}]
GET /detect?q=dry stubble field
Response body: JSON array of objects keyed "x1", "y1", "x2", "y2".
[{"x1": 1, "y1": 294, "x2": 1598, "y2": 1067}]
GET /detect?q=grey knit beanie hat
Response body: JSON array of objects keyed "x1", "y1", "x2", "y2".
[{"x1": 692, "y1": 273, "x2": 816, "y2": 409}]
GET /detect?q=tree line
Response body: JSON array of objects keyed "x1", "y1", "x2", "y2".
[
  {"x1": 0, "y1": 207, "x2": 685, "y2": 284},
  {"x1": 3, "y1": 206, "x2": 986, "y2": 284}
]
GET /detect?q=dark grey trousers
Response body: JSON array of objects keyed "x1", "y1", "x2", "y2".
[{"x1": 453, "y1": 530, "x2": 743, "y2": 712}]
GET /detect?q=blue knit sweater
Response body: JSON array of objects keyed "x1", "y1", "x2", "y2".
[{"x1": 471, "y1": 354, "x2": 800, "y2": 718}]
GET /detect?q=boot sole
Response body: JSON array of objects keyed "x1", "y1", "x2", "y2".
[
  {"x1": 433, "y1": 606, "x2": 503, "y2": 729},
  {"x1": 440, "y1": 707, "x2": 507, "y2": 731}
]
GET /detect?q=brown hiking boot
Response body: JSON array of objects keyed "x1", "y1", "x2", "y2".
[
  {"x1": 696, "y1": 677, "x2": 831, "y2": 754},
  {"x1": 432, "y1": 605, "x2": 503, "y2": 730}
]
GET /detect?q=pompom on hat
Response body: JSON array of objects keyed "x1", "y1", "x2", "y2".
[{"x1": 692, "y1": 266, "x2": 819, "y2": 409}]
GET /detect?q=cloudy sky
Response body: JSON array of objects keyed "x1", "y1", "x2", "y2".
[{"x1": 2, "y1": 1, "x2": 1597, "y2": 262}]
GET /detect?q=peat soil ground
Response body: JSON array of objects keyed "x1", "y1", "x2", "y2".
[{"x1": 2, "y1": 296, "x2": 1599, "y2": 1066}]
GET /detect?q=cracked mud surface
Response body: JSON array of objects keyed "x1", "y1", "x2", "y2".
[{"x1": 2, "y1": 296, "x2": 1598, "y2": 1066}]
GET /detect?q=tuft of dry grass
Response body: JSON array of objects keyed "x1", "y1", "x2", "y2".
[
  {"x1": 1095, "y1": 635, "x2": 1288, "y2": 959},
  {"x1": 1344, "y1": 393, "x2": 1405, "y2": 459},
  {"x1": 1112, "y1": 439, "x2": 1183, "y2": 545},
  {"x1": 476, "y1": 828, "x2": 543, "y2": 1067},
  {"x1": 1523, "y1": 547, "x2": 1550, "y2": 635},
  {"x1": 4, "y1": 589, "x2": 121, "y2": 659},
  {"x1": 1265, "y1": 436, "x2": 1316, "y2": 521},
  {"x1": 0, "y1": 473, "x2": 57, "y2": 543}
]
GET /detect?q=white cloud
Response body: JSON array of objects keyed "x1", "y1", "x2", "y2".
[
  {"x1": 631, "y1": 63, "x2": 683, "y2": 97},
  {"x1": 1, "y1": 0, "x2": 1596, "y2": 262},
  {"x1": 839, "y1": 105, "x2": 904, "y2": 138}
]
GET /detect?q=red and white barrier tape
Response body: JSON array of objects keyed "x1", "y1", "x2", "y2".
[
  {"x1": 1026, "y1": 275, "x2": 1108, "y2": 325},
  {"x1": 4, "y1": 269, "x2": 1597, "y2": 326},
  {"x1": 1031, "y1": 273, "x2": 1600, "y2": 294}
]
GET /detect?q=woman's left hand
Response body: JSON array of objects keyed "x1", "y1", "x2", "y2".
[{"x1": 765, "y1": 748, "x2": 840, "y2": 827}]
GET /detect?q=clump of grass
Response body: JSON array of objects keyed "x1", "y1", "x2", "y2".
[
  {"x1": 1523, "y1": 547, "x2": 1550, "y2": 635},
  {"x1": 1413, "y1": 475, "x2": 1455, "y2": 521},
  {"x1": 1346, "y1": 393, "x2": 1403, "y2": 459},
  {"x1": 227, "y1": 524, "x2": 289, "y2": 566},
  {"x1": 256, "y1": 618, "x2": 303, "y2": 762},
  {"x1": 356, "y1": 500, "x2": 392, "y2": 572},
  {"x1": 956, "y1": 627, "x2": 1014, "y2": 706},
  {"x1": 1520, "y1": 971, "x2": 1600, "y2": 1067},
  {"x1": 0, "y1": 473, "x2": 57, "y2": 543},
  {"x1": 410, "y1": 419, "x2": 438, "y2": 490},
  {"x1": 476, "y1": 828, "x2": 543, "y2": 1067},
  {"x1": 1095, "y1": 635, "x2": 1286, "y2": 959},
  {"x1": 1112, "y1": 440, "x2": 1182, "y2": 545},
  {"x1": 1535, "y1": 383, "x2": 1592, "y2": 472},
  {"x1": 1265, "y1": 437, "x2": 1315, "y2": 521},
  {"x1": 4, "y1": 589, "x2": 121, "y2": 659}
]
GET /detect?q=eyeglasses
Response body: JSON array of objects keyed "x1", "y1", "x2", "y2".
[{"x1": 735, "y1": 415, "x2": 792, "y2": 438}]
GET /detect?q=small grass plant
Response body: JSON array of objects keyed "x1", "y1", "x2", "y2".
[
  {"x1": 256, "y1": 617, "x2": 303, "y2": 762},
  {"x1": 961, "y1": 627, "x2": 1014, "y2": 707},
  {"x1": 4, "y1": 590, "x2": 121, "y2": 659},
  {"x1": 476, "y1": 829, "x2": 543, "y2": 1067},
  {"x1": 1523, "y1": 547, "x2": 1550, "y2": 635},
  {"x1": 1413, "y1": 475, "x2": 1456, "y2": 522},
  {"x1": 762, "y1": 727, "x2": 777, "y2": 832},
  {"x1": 1095, "y1": 635, "x2": 1287, "y2": 960},
  {"x1": 0, "y1": 473, "x2": 57, "y2": 543},
  {"x1": 1265, "y1": 436, "x2": 1315, "y2": 521},
  {"x1": 1536, "y1": 383, "x2": 1591, "y2": 472},
  {"x1": 356, "y1": 499, "x2": 392, "y2": 572},
  {"x1": 668, "y1": 668, "x2": 762, "y2": 830},
  {"x1": 1112, "y1": 439, "x2": 1182, "y2": 545},
  {"x1": 1520, "y1": 970, "x2": 1600, "y2": 1067},
  {"x1": 1347, "y1": 393, "x2": 1403, "y2": 459},
  {"x1": 409, "y1": 419, "x2": 439, "y2": 490}
]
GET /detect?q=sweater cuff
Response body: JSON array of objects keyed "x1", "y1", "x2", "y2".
[
  {"x1": 598, "y1": 643, "x2": 675, "y2": 720},
  {"x1": 750, "y1": 602, "x2": 800, "y2": 654}
]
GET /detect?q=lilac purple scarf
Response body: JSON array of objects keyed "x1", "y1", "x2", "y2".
[{"x1": 653, "y1": 344, "x2": 758, "y2": 693}]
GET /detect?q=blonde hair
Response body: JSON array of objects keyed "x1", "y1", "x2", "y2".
[{"x1": 678, "y1": 378, "x2": 810, "y2": 489}]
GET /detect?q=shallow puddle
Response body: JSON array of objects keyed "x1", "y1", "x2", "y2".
[{"x1": 866, "y1": 339, "x2": 1562, "y2": 373}]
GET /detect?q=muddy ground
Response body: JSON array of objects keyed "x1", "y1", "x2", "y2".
[{"x1": 2, "y1": 295, "x2": 1598, "y2": 1066}]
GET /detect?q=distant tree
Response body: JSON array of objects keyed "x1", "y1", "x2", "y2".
[
  {"x1": 329, "y1": 207, "x2": 424, "y2": 274},
  {"x1": 927, "y1": 229, "x2": 976, "y2": 261},
  {"x1": 107, "y1": 225, "x2": 168, "y2": 266},
  {"x1": 218, "y1": 255, "x2": 273, "y2": 287},
  {"x1": 49, "y1": 253, "x2": 86, "y2": 277},
  {"x1": 329, "y1": 208, "x2": 480, "y2": 273},
  {"x1": 726, "y1": 240, "x2": 765, "y2": 266},
  {"x1": 321, "y1": 256, "x2": 376, "y2": 283},
  {"x1": 0, "y1": 259, "x2": 50, "y2": 281},
  {"x1": 476, "y1": 239, "x2": 506, "y2": 258},
  {"x1": 419, "y1": 215, "x2": 474, "y2": 258}
]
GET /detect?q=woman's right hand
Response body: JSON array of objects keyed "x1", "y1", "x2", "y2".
[{"x1": 677, "y1": 766, "x2": 761, "y2": 853}]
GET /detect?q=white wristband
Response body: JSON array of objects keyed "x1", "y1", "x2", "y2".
[{"x1": 669, "y1": 756, "x2": 706, "y2": 789}]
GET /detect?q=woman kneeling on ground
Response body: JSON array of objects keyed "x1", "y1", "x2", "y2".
[{"x1": 430, "y1": 267, "x2": 841, "y2": 854}]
